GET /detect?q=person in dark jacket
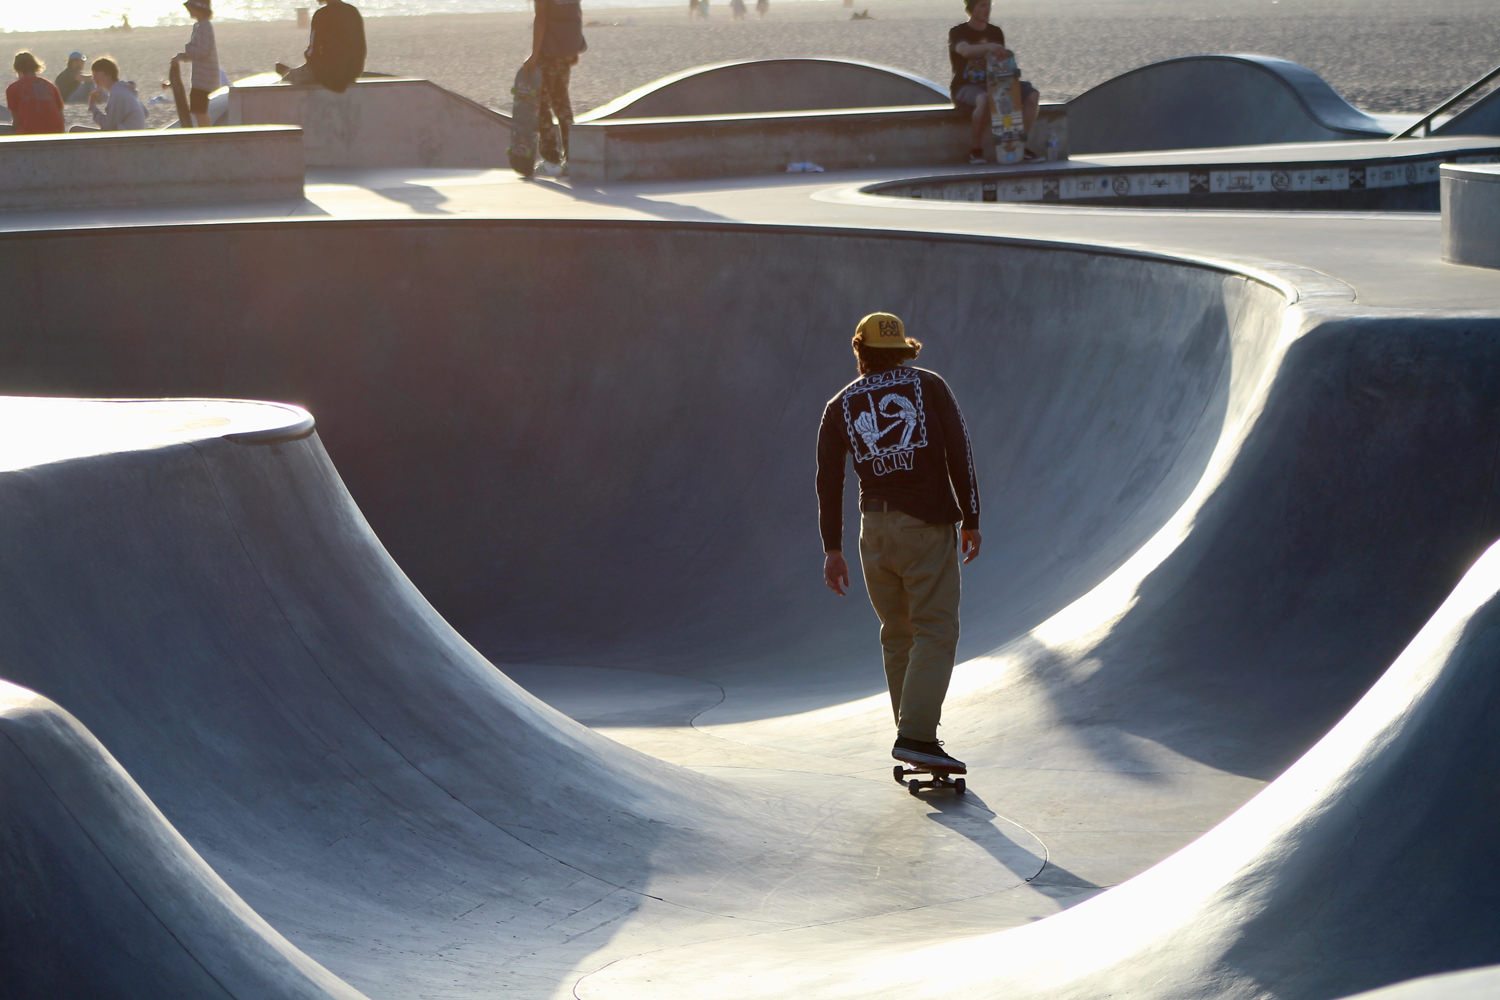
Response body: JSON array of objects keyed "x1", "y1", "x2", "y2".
[
  {"x1": 816, "y1": 312, "x2": 981, "y2": 773},
  {"x1": 275, "y1": 0, "x2": 366, "y2": 93},
  {"x1": 53, "y1": 51, "x2": 93, "y2": 103}
]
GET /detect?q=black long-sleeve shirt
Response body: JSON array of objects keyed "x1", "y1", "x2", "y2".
[
  {"x1": 308, "y1": 0, "x2": 366, "y2": 93},
  {"x1": 816, "y1": 366, "x2": 980, "y2": 553}
]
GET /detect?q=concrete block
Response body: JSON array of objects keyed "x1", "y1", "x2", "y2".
[
  {"x1": 569, "y1": 103, "x2": 1067, "y2": 183},
  {"x1": 0, "y1": 126, "x2": 303, "y2": 212},
  {"x1": 228, "y1": 78, "x2": 510, "y2": 169},
  {"x1": 1442, "y1": 163, "x2": 1500, "y2": 269}
]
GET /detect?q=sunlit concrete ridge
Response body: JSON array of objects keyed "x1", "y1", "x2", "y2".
[{"x1": 4, "y1": 55, "x2": 1500, "y2": 1000}]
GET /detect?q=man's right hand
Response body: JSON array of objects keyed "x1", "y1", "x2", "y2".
[{"x1": 823, "y1": 551, "x2": 849, "y2": 596}]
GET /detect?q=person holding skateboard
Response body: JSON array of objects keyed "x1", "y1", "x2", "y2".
[
  {"x1": 174, "y1": 0, "x2": 219, "y2": 127},
  {"x1": 7, "y1": 52, "x2": 65, "y2": 135},
  {"x1": 816, "y1": 312, "x2": 982, "y2": 773},
  {"x1": 949, "y1": 0, "x2": 1038, "y2": 164},
  {"x1": 524, "y1": 0, "x2": 587, "y2": 175}
]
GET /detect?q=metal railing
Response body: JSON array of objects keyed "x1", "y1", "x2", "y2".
[{"x1": 1392, "y1": 61, "x2": 1500, "y2": 139}]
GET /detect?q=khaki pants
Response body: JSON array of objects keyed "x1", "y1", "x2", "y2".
[{"x1": 858, "y1": 510, "x2": 961, "y2": 742}]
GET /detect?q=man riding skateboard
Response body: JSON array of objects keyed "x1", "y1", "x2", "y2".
[
  {"x1": 949, "y1": 0, "x2": 1039, "y2": 164},
  {"x1": 816, "y1": 312, "x2": 981, "y2": 773}
]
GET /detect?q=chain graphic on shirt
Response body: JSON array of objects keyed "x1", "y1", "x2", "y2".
[{"x1": 840, "y1": 368, "x2": 928, "y2": 476}]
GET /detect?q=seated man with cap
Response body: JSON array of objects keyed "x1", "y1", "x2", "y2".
[{"x1": 54, "y1": 51, "x2": 93, "y2": 103}]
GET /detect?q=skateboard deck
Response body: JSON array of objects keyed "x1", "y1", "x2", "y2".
[
  {"x1": 893, "y1": 762, "x2": 967, "y2": 796},
  {"x1": 169, "y1": 59, "x2": 193, "y2": 128},
  {"x1": 508, "y1": 63, "x2": 541, "y2": 178},
  {"x1": 986, "y1": 53, "x2": 1024, "y2": 165}
]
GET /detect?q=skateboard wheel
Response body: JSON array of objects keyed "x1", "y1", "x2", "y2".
[
  {"x1": 892, "y1": 765, "x2": 905, "y2": 784},
  {"x1": 907, "y1": 779, "x2": 920, "y2": 796},
  {"x1": 955, "y1": 778, "x2": 966, "y2": 795}
]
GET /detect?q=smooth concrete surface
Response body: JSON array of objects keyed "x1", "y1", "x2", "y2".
[
  {"x1": 581, "y1": 58, "x2": 949, "y2": 119},
  {"x1": 1441, "y1": 163, "x2": 1500, "y2": 268},
  {"x1": 0, "y1": 126, "x2": 303, "y2": 211},
  {"x1": 1068, "y1": 54, "x2": 1389, "y2": 154},
  {"x1": 3, "y1": 100, "x2": 1500, "y2": 1000},
  {"x1": 1345, "y1": 967, "x2": 1500, "y2": 999},
  {"x1": 227, "y1": 77, "x2": 511, "y2": 169}
]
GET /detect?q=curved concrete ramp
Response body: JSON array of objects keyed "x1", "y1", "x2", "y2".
[
  {"x1": 1068, "y1": 54, "x2": 1388, "y2": 154},
  {"x1": 581, "y1": 58, "x2": 948, "y2": 120},
  {"x1": 0, "y1": 681, "x2": 360, "y2": 999},
  {"x1": 584, "y1": 531, "x2": 1500, "y2": 997},
  {"x1": 0, "y1": 394, "x2": 1047, "y2": 996}
]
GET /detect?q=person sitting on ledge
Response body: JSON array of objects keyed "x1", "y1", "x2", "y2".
[
  {"x1": 948, "y1": 0, "x2": 1039, "y2": 165},
  {"x1": 88, "y1": 57, "x2": 147, "y2": 131},
  {"x1": 275, "y1": 0, "x2": 366, "y2": 93},
  {"x1": 8, "y1": 51, "x2": 65, "y2": 135}
]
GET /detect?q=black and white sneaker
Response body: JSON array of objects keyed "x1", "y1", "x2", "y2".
[{"x1": 893, "y1": 736, "x2": 966, "y2": 772}]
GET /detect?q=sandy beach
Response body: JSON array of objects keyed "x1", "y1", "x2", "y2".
[{"x1": 4, "y1": 0, "x2": 1497, "y2": 130}]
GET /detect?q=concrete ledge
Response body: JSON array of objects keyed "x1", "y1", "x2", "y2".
[
  {"x1": 0, "y1": 126, "x2": 303, "y2": 212},
  {"x1": 1442, "y1": 164, "x2": 1500, "y2": 269},
  {"x1": 569, "y1": 103, "x2": 1067, "y2": 183},
  {"x1": 228, "y1": 77, "x2": 510, "y2": 169}
]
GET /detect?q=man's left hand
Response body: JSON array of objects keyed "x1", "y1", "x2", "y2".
[
  {"x1": 823, "y1": 551, "x2": 850, "y2": 596},
  {"x1": 961, "y1": 529, "x2": 982, "y2": 564}
]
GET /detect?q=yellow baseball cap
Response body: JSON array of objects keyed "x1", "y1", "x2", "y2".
[{"x1": 855, "y1": 311, "x2": 910, "y2": 348}]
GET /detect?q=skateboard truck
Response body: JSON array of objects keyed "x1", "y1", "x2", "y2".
[{"x1": 893, "y1": 764, "x2": 966, "y2": 796}]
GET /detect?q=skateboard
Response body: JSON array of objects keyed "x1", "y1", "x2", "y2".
[
  {"x1": 508, "y1": 62, "x2": 541, "y2": 178},
  {"x1": 169, "y1": 58, "x2": 193, "y2": 128},
  {"x1": 986, "y1": 52, "x2": 1024, "y2": 165},
  {"x1": 893, "y1": 763, "x2": 967, "y2": 796}
]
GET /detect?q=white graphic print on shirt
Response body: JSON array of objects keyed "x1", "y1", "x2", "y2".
[{"x1": 840, "y1": 368, "x2": 929, "y2": 476}]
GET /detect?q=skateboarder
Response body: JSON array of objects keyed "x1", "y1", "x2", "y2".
[
  {"x1": 948, "y1": 0, "x2": 1038, "y2": 164},
  {"x1": 525, "y1": 0, "x2": 587, "y2": 174},
  {"x1": 275, "y1": 0, "x2": 366, "y2": 93},
  {"x1": 816, "y1": 312, "x2": 981, "y2": 772},
  {"x1": 175, "y1": 0, "x2": 219, "y2": 127}
]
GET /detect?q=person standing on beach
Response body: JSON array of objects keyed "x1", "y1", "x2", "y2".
[
  {"x1": 276, "y1": 0, "x2": 367, "y2": 93},
  {"x1": 54, "y1": 51, "x2": 93, "y2": 103},
  {"x1": 525, "y1": 0, "x2": 587, "y2": 174},
  {"x1": 949, "y1": 0, "x2": 1039, "y2": 164},
  {"x1": 816, "y1": 312, "x2": 981, "y2": 773},
  {"x1": 88, "y1": 57, "x2": 147, "y2": 130},
  {"x1": 8, "y1": 52, "x2": 65, "y2": 134},
  {"x1": 175, "y1": 0, "x2": 220, "y2": 127}
]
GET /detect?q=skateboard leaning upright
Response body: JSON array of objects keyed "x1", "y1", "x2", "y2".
[
  {"x1": 985, "y1": 52, "x2": 1024, "y2": 164},
  {"x1": 169, "y1": 58, "x2": 193, "y2": 128},
  {"x1": 507, "y1": 62, "x2": 542, "y2": 178}
]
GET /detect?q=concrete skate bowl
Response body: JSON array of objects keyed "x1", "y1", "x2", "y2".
[{"x1": 5, "y1": 219, "x2": 1500, "y2": 998}]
